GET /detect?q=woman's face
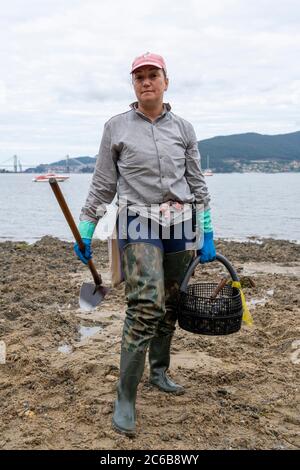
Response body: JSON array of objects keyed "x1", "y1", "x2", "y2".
[{"x1": 132, "y1": 65, "x2": 169, "y2": 106}]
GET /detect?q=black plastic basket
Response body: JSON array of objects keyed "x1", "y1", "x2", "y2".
[{"x1": 178, "y1": 253, "x2": 243, "y2": 335}]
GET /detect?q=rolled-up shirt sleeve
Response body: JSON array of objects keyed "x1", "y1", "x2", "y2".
[
  {"x1": 185, "y1": 124, "x2": 210, "y2": 209},
  {"x1": 80, "y1": 122, "x2": 118, "y2": 223}
]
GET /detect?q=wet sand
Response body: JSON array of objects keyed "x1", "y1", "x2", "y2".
[{"x1": 0, "y1": 237, "x2": 299, "y2": 450}]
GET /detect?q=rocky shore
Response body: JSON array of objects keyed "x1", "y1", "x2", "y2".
[{"x1": 0, "y1": 237, "x2": 299, "y2": 450}]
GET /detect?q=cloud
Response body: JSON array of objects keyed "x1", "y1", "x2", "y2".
[{"x1": 0, "y1": 0, "x2": 299, "y2": 165}]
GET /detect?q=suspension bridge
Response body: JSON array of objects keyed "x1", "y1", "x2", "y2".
[
  {"x1": 0, "y1": 155, "x2": 95, "y2": 173},
  {"x1": 0, "y1": 155, "x2": 30, "y2": 172}
]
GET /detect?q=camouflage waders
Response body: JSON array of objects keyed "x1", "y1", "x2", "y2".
[
  {"x1": 112, "y1": 242, "x2": 194, "y2": 436},
  {"x1": 112, "y1": 243, "x2": 164, "y2": 436},
  {"x1": 149, "y1": 250, "x2": 194, "y2": 394}
]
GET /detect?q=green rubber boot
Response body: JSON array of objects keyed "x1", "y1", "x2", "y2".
[
  {"x1": 112, "y1": 347, "x2": 146, "y2": 437},
  {"x1": 149, "y1": 334, "x2": 184, "y2": 394},
  {"x1": 149, "y1": 250, "x2": 194, "y2": 395}
]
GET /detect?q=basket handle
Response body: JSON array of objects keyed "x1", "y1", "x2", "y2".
[{"x1": 180, "y1": 253, "x2": 240, "y2": 293}]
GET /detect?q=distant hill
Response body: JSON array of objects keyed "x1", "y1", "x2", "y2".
[
  {"x1": 26, "y1": 131, "x2": 300, "y2": 173},
  {"x1": 49, "y1": 156, "x2": 96, "y2": 167},
  {"x1": 198, "y1": 131, "x2": 300, "y2": 172},
  {"x1": 26, "y1": 156, "x2": 97, "y2": 173}
]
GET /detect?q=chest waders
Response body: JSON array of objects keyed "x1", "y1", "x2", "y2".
[
  {"x1": 112, "y1": 242, "x2": 194, "y2": 436},
  {"x1": 149, "y1": 250, "x2": 194, "y2": 394}
]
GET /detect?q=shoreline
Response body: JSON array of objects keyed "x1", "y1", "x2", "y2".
[
  {"x1": 1, "y1": 171, "x2": 300, "y2": 174},
  {"x1": 0, "y1": 236, "x2": 299, "y2": 450},
  {"x1": 1, "y1": 235, "x2": 300, "y2": 246}
]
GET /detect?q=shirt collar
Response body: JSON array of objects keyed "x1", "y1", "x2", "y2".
[{"x1": 129, "y1": 101, "x2": 171, "y2": 120}]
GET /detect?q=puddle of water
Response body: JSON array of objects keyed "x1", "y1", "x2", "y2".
[
  {"x1": 249, "y1": 289, "x2": 274, "y2": 308},
  {"x1": 243, "y1": 262, "x2": 300, "y2": 276},
  {"x1": 57, "y1": 325, "x2": 103, "y2": 352},
  {"x1": 250, "y1": 297, "x2": 267, "y2": 307},
  {"x1": 79, "y1": 325, "x2": 102, "y2": 341},
  {"x1": 57, "y1": 324, "x2": 103, "y2": 353},
  {"x1": 57, "y1": 344, "x2": 73, "y2": 354}
]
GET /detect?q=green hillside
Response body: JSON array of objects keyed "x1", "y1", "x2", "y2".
[{"x1": 198, "y1": 131, "x2": 300, "y2": 172}]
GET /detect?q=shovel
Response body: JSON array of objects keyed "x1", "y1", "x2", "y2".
[{"x1": 49, "y1": 178, "x2": 109, "y2": 311}]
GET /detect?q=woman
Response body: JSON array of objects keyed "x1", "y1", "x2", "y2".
[{"x1": 74, "y1": 52, "x2": 216, "y2": 437}]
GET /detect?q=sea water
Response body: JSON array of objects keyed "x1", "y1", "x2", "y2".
[{"x1": 0, "y1": 173, "x2": 299, "y2": 242}]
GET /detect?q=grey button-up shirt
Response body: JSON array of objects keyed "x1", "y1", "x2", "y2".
[{"x1": 80, "y1": 102, "x2": 210, "y2": 224}]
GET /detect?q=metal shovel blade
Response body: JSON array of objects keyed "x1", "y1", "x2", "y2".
[{"x1": 79, "y1": 282, "x2": 109, "y2": 311}]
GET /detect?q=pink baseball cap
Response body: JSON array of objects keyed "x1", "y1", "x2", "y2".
[{"x1": 130, "y1": 52, "x2": 167, "y2": 74}]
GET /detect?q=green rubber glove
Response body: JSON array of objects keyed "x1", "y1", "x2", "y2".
[
  {"x1": 196, "y1": 209, "x2": 216, "y2": 263},
  {"x1": 78, "y1": 220, "x2": 96, "y2": 239},
  {"x1": 74, "y1": 221, "x2": 96, "y2": 265}
]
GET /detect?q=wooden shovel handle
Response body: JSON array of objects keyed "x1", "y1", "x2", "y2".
[
  {"x1": 49, "y1": 178, "x2": 102, "y2": 286},
  {"x1": 210, "y1": 277, "x2": 228, "y2": 300}
]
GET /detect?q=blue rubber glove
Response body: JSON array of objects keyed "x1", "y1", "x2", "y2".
[
  {"x1": 74, "y1": 238, "x2": 92, "y2": 265},
  {"x1": 196, "y1": 209, "x2": 216, "y2": 263},
  {"x1": 197, "y1": 231, "x2": 216, "y2": 263},
  {"x1": 74, "y1": 220, "x2": 96, "y2": 265}
]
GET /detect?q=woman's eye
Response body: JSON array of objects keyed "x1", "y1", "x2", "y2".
[{"x1": 134, "y1": 73, "x2": 158, "y2": 82}]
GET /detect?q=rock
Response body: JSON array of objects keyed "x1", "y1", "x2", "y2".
[
  {"x1": 160, "y1": 432, "x2": 170, "y2": 442},
  {"x1": 4, "y1": 310, "x2": 20, "y2": 320},
  {"x1": 102, "y1": 404, "x2": 113, "y2": 415},
  {"x1": 32, "y1": 326, "x2": 42, "y2": 336},
  {"x1": 24, "y1": 410, "x2": 35, "y2": 419},
  {"x1": 240, "y1": 276, "x2": 256, "y2": 288},
  {"x1": 217, "y1": 386, "x2": 237, "y2": 396},
  {"x1": 105, "y1": 375, "x2": 117, "y2": 383}
]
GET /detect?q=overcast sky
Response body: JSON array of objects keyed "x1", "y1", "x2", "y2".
[{"x1": 0, "y1": 0, "x2": 299, "y2": 167}]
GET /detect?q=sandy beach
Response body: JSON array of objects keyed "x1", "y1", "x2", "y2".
[{"x1": 0, "y1": 237, "x2": 299, "y2": 450}]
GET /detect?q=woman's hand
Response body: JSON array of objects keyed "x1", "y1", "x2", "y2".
[
  {"x1": 73, "y1": 220, "x2": 96, "y2": 265},
  {"x1": 74, "y1": 238, "x2": 93, "y2": 265},
  {"x1": 197, "y1": 231, "x2": 216, "y2": 263}
]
